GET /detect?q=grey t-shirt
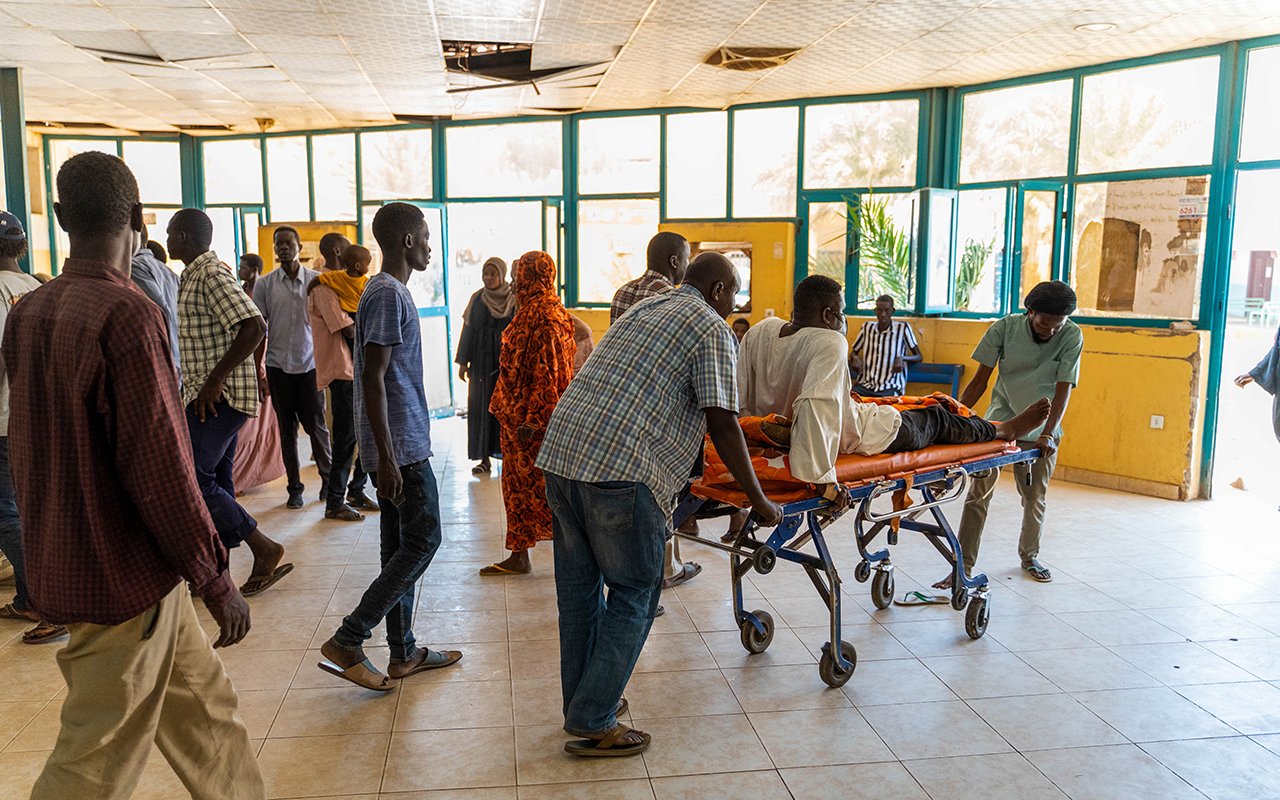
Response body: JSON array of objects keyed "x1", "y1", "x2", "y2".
[{"x1": 130, "y1": 248, "x2": 180, "y2": 369}]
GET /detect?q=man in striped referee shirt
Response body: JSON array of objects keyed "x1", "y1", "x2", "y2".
[{"x1": 849, "y1": 295, "x2": 922, "y2": 397}]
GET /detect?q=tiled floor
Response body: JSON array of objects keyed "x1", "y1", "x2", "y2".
[{"x1": 3, "y1": 417, "x2": 1280, "y2": 799}]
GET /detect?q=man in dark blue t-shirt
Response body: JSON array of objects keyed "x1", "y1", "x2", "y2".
[{"x1": 317, "y1": 202, "x2": 461, "y2": 691}]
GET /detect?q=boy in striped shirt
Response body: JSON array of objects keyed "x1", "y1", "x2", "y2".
[{"x1": 849, "y1": 295, "x2": 922, "y2": 397}]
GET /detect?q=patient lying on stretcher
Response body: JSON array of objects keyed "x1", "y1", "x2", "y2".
[{"x1": 737, "y1": 277, "x2": 1050, "y2": 500}]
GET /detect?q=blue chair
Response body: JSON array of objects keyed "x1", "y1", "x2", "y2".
[{"x1": 907, "y1": 362, "x2": 963, "y2": 397}]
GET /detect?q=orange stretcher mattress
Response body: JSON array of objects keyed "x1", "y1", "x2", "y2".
[{"x1": 692, "y1": 438, "x2": 1018, "y2": 507}]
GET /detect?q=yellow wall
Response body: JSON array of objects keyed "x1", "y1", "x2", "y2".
[{"x1": 257, "y1": 221, "x2": 357, "y2": 274}]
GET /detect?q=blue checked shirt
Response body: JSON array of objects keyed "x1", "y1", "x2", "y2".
[{"x1": 538, "y1": 285, "x2": 739, "y2": 518}]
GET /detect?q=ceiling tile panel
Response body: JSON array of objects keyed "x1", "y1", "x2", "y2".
[
  {"x1": 435, "y1": 0, "x2": 538, "y2": 18},
  {"x1": 530, "y1": 43, "x2": 619, "y2": 69},
  {"x1": 435, "y1": 16, "x2": 536, "y2": 42},
  {"x1": 220, "y1": 8, "x2": 338, "y2": 35},
  {"x1": 112, "y1": 7, "x2": 238, "y2": 33},
  {"x1": 0, "y1": 4, "x2": 131, "y2": 29},
  {"x1": 141, "y1": 33, "x2": 257, "y2": 62},
  {"x1": 542, "y1": 0, "x2": 654, "y2": 23}
]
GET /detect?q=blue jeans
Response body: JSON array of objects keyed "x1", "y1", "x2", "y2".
[
  {"x1": 185, "y1": 402, "x2": 257, "y2": 549},
  {"x1": 546, "y1": 473, "x2": 665, "y2": 737},
  {"x1": 335, "y1": 460, "x2": 441, "y2": 662},
  {"x1": 0, "y1": 437, "x2": 30, "y2": 611}
]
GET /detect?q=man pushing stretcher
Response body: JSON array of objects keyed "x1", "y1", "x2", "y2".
[{"x1": 736, "y1": 276, "x2": 1050, "y2": 505}]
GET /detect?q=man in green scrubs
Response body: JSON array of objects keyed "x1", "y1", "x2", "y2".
[{"x1": 935, "y1": 281, "x2": 1083, "y2": 586}]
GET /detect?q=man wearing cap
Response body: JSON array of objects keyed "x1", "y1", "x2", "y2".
[
  {"x1": 936, "y1": 280, "x2": 1083, "y2": 586},
  {"x1": 0, "y1": 211, "x2": 63, "y2": 644}
]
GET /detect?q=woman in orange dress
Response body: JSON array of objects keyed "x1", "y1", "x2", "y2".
[{"x1": 480, "y1": 251, "x2": 576, "y2": 576}]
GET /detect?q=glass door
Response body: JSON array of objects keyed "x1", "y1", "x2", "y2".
[
  {"x1": 1013, "y1": 182, "x2": 1064, "y2": 310},
  {"x1": 404, "y1": 202, "x2": 454, "y2": 417}
]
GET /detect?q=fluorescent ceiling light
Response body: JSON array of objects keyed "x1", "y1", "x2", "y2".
[{"x1": 1074, "y1": 22, "x2": 1118, "y2": 32}]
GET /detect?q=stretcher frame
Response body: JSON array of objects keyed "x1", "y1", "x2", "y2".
[{"x1": 672, "y1": 447, "x2": 1040, "y2": 688}]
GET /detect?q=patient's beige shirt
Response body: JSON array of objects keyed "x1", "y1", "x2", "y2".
[{"x1": 738, "y1": 317, "x2": 902, "y2": 483}]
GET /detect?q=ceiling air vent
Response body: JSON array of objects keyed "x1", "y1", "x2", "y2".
[{"x1": 704, "y1": 46, "x2": 801, "y2": 71}]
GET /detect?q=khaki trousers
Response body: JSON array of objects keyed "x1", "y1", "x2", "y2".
[
  {"x1": 31, "y1": 584, "x2": 265, "y2": 800},
  {"x1": 956, "y1": 441, "x2": 1058, "y2": 573}
]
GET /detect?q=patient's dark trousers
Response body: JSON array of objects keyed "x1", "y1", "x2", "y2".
[{"x1": 883, "y1": 406, "x2": 998, "y2": 453}]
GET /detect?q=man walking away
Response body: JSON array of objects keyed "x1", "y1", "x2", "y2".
[{"x1": 8, "y1": 151, "x2": 263, "y2": 800}]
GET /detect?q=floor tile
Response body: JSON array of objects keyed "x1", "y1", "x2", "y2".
[
  {"x1": 749, "y1": 708, "x2": 893, "y2": 768},
  {"x1": 922, "y1": 653, "x2": 1060, "y2": 699},
  {"x1": 0, "y1": 701, "x2": 53, "y2": 752},
  {"x1": 1203, "y1": 637, "x2": 1280, "y2": 680},
  {"x1": 969, "y1": 693, "x2": 1126, "y2": 751},
  {"x1": 633, "y1": 633, "x2": 719, "y2": 673},
  {"x1": 1015, "y1": 647, "x2": 1161, "y2": 693},
  {"x1": 512, "y1": 677, "x2": 564, "y2": 728},
  {"x1": 1143, "y1": 736, "x2": 1280, "y2": 800},
  {"x1": 650, "y1": 770, "x2": 792, "y2": 799},
  {"x1": 638, "y1": 714, "x2": 771, "y2": 778},
  {"x1": 517, "y1": 778, "x2": 653, "y2": 799},
  {"x1": 860, "y1": 701, "x2": 1012, "y2": 760},
  {"x1": 1174, "y1": 681, "x2": 1280, "y2": 735},
  {"x1": 1025, "y1": 743, "x2": 1205, "y2": 800},
  {"x1": 723, "y1": 664, "x2": 852, "y2": 713},
  {"x1": 880, "y1": 618, "x2": 1010, "y2": 658},
  {"x1": 624, "y1": 669, "x2": 742, "y2": 719},
  {"x1": 780, "y1": 762, "x2": 929, "y2": 800},
  {"x1": 383, "y1": 728, "x2": 516, "y2": 792},
  {"x1": 270, "y1": 686, "x2": 397, "y2": 738},
  {"x1": 841, "y1": 657, "x2": 959, "y2": 707},
  {"x1": 1057, "y1": 610, "x2": 1184, "y2": 647},
  {"x1": 984, "y1": 613, "x2": 1099, "y2": 652},
  {"x1": 395, "y1": 679, "x2": 513, "y2": 731},
  {"x1": 1140, "y1": 605, "x2": 1274, "y2": 642},
  {"x1": 1111, "y1": 642, "x2": 1260, "y2": 686},
  {"x1": 0, "y1": 750, "x2": 52, "y2": 798},
  {"x1": 904, "y1": 752, "x2": 1067, "y2": 799},
  {"x1": 258, "y1": 733, "x2": 389, "y2": 799},
  {"x1": 700, "y1": 627, "x2": 818, "y2": 670},
  {"x1": 1073, "y1": 687, "x2": 1239, "y2": 742},
  {"x1": 513, "y1": 723, "x2": 647, "y2": 786}
]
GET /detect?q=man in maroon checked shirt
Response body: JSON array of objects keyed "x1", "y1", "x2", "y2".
[{"x1": 4, "y1": 151, "x2": 265, "y2": 799}]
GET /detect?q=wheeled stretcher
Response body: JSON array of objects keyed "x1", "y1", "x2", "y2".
[{"x1": 671, "y1": 439, "x2": 1040, "y2": 688}]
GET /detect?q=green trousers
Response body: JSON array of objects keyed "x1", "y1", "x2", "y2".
[{"x1": 957, "y1": 440, "x2": 1058, "y2": 573}]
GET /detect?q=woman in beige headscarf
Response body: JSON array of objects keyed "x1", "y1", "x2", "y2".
[{"x1": 456, "y1": 257, "x2": 516, "y2": 474}]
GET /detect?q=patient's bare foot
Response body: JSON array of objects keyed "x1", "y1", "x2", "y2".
[
  {"x1": 995, "y1": 398, "x2": 1051, "y2": 441},
  {"x1": 932, "y1": 574, "x2": 953, "y2": 590}
]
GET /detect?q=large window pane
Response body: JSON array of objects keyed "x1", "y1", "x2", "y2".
[
  {"x1": 311, "y1": 133, "x2": 356, "y2": 220},
  {"x1": 361, "y1": 128, "x2": 432, "y2": 200},
  {"x1": 577, "y1": 198, "x2": 659, "y2": 304},
  {"x1": 122, "y1": 140, "x2": 181, "y2": 205},
  {"x1": 1020, "y1": 190, "x2": 1057, "y2": 300},
  {"x1": 854, "y1": 192, "x2": 914, "y2": 309},
  {"x1": 666, "y1": 112, "x2": 727, "y2": 219},
  {"x1": 808, "y1": 202, "x2": 847, "y2": 288},
  {"x1": 804, "y1": 100, "x2": 918, "y2": 189},
  {"x1": 49, "y1": 139, "x2": 115, "y2": 200},
  {"x1": 960, "y1": 81, "x2": 1071, "y2": 184},
  {"x1": 578, "y1": 115, "x2": 659, "y2": 195},
  {"x1": 446, "y1": 122, "x2": 562, "y2": 198},
  {"x1": 1077, "y1": 57, "x2": 1219, "y2": 174},
  {"x1": 1241, "y1": 45, "x2": 1280, "y2": 163},
  {"x1": 267, "y1": 136, "x2": 310, "y2": 221},
  {"x1": 955, "y1": 189, "x2": 1005, "y2": 314},
  {"x1": 203, "y1": 138, "x2": 263, "y2": 205},
  {"x1": 732, "y1": 106, "x2": 797, "y2": 218},
  {"x1": 206, "y1": 206, "x2": 237, "y2": 265},
  {"x1": 1070, "y1": 175, "x2": 1209, "y2": 319}
]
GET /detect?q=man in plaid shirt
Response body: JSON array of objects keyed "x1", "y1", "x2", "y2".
[
  {"x1": 539, "y1": 253, "x2": 782, "y2": 757},
  {"x1": 171, "y1": 208, "x2": 293, "y2": 598}
]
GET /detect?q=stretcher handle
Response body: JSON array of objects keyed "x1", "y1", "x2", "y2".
[{"x1": 859, "y1": 467, "x2": 970, "y2": 524}]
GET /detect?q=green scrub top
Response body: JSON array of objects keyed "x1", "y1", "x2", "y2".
[{"x1": 972, "y1": 314, "x2": 1083, "y2": 440}]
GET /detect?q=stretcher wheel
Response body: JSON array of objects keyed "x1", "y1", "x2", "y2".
[
  {"x1": 870, "y1": 570, "x2": 894, "y2": 610},
  {"x1": 965, "y1": 595, "x2": 990, "y2": 639},
  {"x1": 753, "y1": 546, "x2": 776, "y2": 575},
  {"x1": 854, "y1": 560, "x2": 871, "y2": 583},
  {"x1": 818, "y1": 640, "x2": 857, "y2": 688},
  {"x1": 951, "y1": 588, "x2": 969, "y2": 611},
  {"x1": 740, "y1": 610, "x2": 775, "y2": 654}
]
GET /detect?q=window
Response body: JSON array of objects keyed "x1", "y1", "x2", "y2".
[
  {"x1": 206, "y1": 206, "x2": 238, "y2": 265},
  {"x1": 122, "y1": 140, "x2": 181, "y2": 205},
  {"x1": 1241, "y1": 45, "x2": 1280, "y2": 163},
  {"x1": 1070, "y1": 175, "x2": 1209, "y2": 319},
  {"x1": 853, "y1": 192, "x2": 915, "y2": 310},
  {"x1": 732, "y1": 106, "x2": 797, "y2": 218},
  {"x1": 48, "y1": 139, "x2": 115, "y2": 200},
  {"x1": 266, "y1": 136, "x2": 310, "y2": 221},
  {"x1": 203, "y1": 138, "x2": 263, "y2": 205},
  {"x1": 576, "y1": 198, "x2": 659, "y2": 304},
  {"x1": 445, "y1": 121, "x2": 562, "y2": 198},
  {"x1": 807, "y1": 202, "x2": 847, "y2": 288},
  {"x1": 578, "y1": 115, "x2": 659, "y2": 195},
  {"x1": 665, "y1": 112, "x2": 727, "y2": 219},
  {"x1": 311, "y1": 133, "x2": 356, "y2": 220},
  {"x1": 804, "y1": 100, "x2": 918, "y2": 189},
  {"x1": 1077, "y1": 57, "x2": 1219, "y2": 174},
  {"x1": 361, "y1": 128, "x2": 432, "y2": 200},
  {"x1": 960, "y1": 80, "x2": 1072, "y2": 183},
  {"x1": 955, "y1": 189, "x2": 1006, "y2": 314},
  {"x1": 144, "y1": 208, "x2": 180, "y2": 264}
]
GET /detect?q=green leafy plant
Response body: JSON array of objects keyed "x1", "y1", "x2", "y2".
[
  {"x1": 955, "y1": 237, "x2": 994, "y2": 312},
  {"x1": 850, "y1": 194, "x2": 912, "y2": 305}
]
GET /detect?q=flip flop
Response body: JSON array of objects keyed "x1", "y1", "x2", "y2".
[
  {"x1": 1023, "y1": 561, "x2": 1053, "y2": 582},
  {"x1": 387, "y1": 648, "x2": 463, "y2": 678},
  {"x1": 240, "y1": 563, "x2": 294, "y2": 597},
  {"x1": 0, "y1": 603, "x2": 31, "y2": 620},
  {"x1": 662, "y1": 562, "x2": 702, "y2": 590},
  {"x1": 22, "y1": 622, "x2": 67, "y2": 644},
  {"x1": 564, "y1": 724, "x2": 651, "y2": 758},
  {"x1": 894, "y1": 591, "x2": 950, "y2": 607},
  {"x1": 479, "y1": 562, "x2": 530, "y2": 576},
  {"x1": 471, "y1": 464, "x2": 491, "y2": 475},
  {"x1": 317, "y1": 657, "x2": 396, "y2": 692}
]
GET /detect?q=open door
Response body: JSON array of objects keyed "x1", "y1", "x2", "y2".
[
  {"x1": 405, "y1": 202, "x2": 455, "y2": 418},
  {"x1": 1012, "y1": 182, "x2": 1065, "y2": 310}
]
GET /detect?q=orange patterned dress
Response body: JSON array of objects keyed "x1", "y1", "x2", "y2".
[{"x1": 489, "y1": 252, "x2": 577, "y2": 552}]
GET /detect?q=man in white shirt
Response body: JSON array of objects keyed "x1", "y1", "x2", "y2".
[{"x1": 738, "y1": 277, "x2": 1049, "y2": 496}]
